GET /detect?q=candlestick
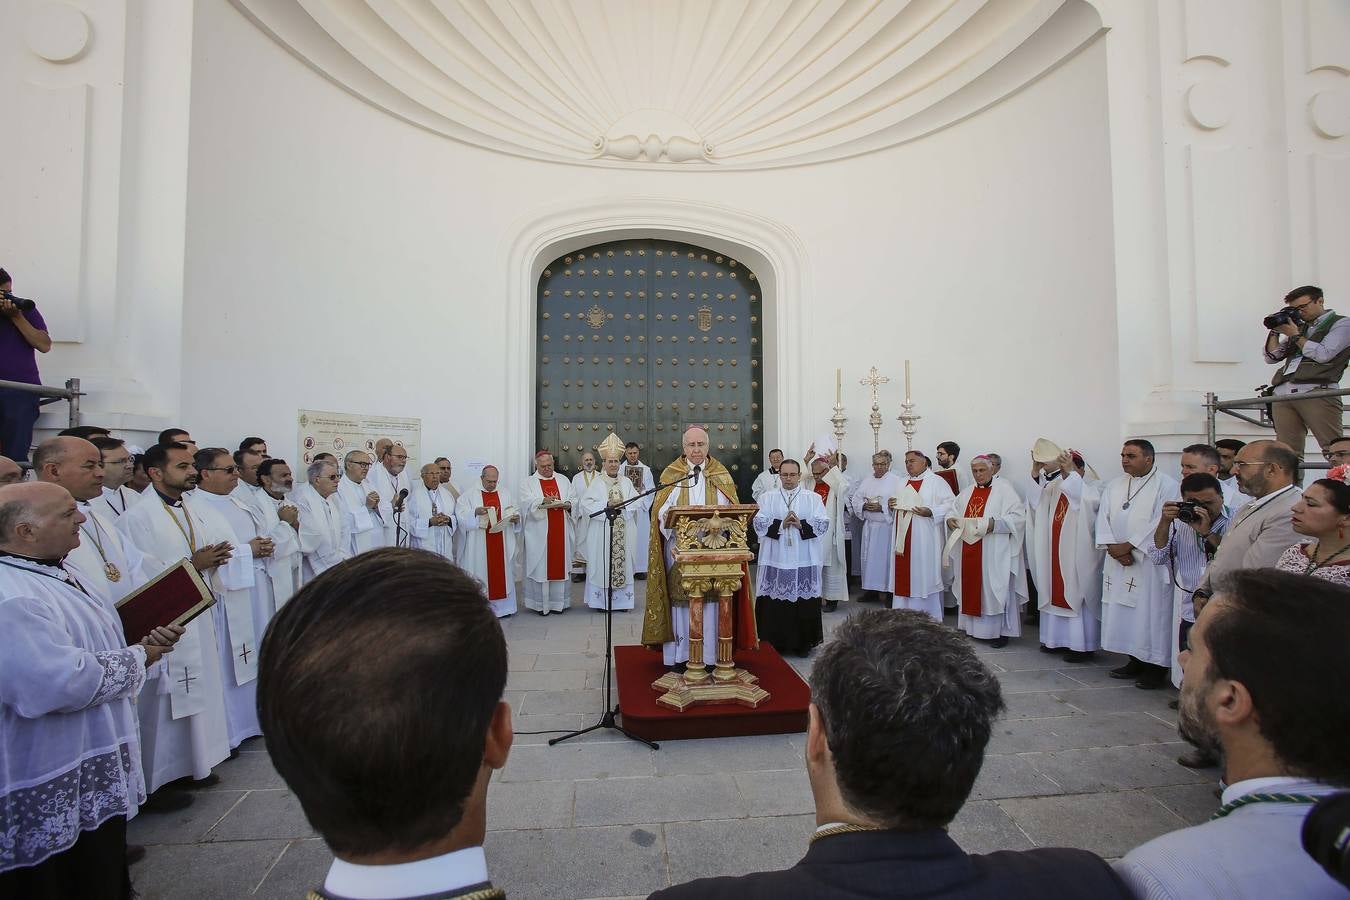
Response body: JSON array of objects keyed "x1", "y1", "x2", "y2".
[
  {"x1": 835, "y1": 368, "x2": 841, "y2": 405},
  {"x1": 831, "y1": 367, "x2": 847, "y2": 452},
  {"x1": 904, "y1": 359, "x2": 911, "y2": 399}
]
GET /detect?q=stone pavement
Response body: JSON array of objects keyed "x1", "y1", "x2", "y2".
[{"x1": 128, "y1": 581, "x2": 1217, "y2": 899}]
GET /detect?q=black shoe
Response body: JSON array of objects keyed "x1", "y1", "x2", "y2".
[
  {"x1": 126, "y1": 844, "x2": 146, "y2": 866},
  {"x1": 1168, "y1": 699, "x2": 1180, "y2": 710},
  {"x1": 634, "y1": 573, "x2": 647, "y2": 581},
  {"x1": 673, "y1": 662, "x2": 687, "y2": 674},
  {"x1": 824, "y1": 599, "x2": 839, "y2": 612},
  {"x1": 1178, "y1": 749, "x2": 1219, "y2": 769},
  {"x1": 1061, "y1": 650, "x2": 1095, "y2": 663},
  {"x1": 1109, "y1": 658, "x2": 1144, "y2": 679},
  {"x1": 229, "y1": 748, "x2": 240, "y2": 759},
  {"x1": 164, "y1": 772, "x2": 220, "y2": 791},
  {"x1": 141, "y1": 789, "x2": 194, "y2": 814},
  {"x1": 990, "y1": 636, "x2": 1009, "y2": 649},
  {"x1": 1040, "y1": 644, "x2": 1067, "y2": 654},
  {"x1": 1135, "y1": 675, "x2": 1167, "y2": 690}
]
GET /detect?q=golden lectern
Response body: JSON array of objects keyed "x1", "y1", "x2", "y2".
[{"x1": 651, "y1": 503, "x2": 770, "y2": 711}]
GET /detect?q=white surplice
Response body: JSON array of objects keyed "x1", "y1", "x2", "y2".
[
  {"x1": 335, "y1": 475, "x2": 383, "y2": 556},
  {"x1": 1095, "y1": 468, "x2": 1180, "y2": 667},
  {"x1": 115, "y1": 493, "x2": 232, "y2": 790},
  {"x1": 232, "y1": 484, "x2": 302, "y2": 615},
  {"x1": 455, "y1": 486, "x2": 520, "y2": 617},
  {"x1": 577, "y1": 473, "x2": 638, "y2": 610},
  {"x1": 0, "y1": 558, "x2": 148, "y2": 872},
  {"x1": 290, "y1": 483, "x2": 350, "y2": 584},
  {"x1": 570, "y1": 469, "x2": 601, "y2": 573},
  {"x1": 96, "y1": 483, "x2": 144, "y2": 521},
  {"x1": 367, "y1": 463, "x2": 413, "y2": 549},
  {"x1": 620, "y1": 460, "x2": 655, "y2": 573},
  {"x1": 849, "y1": 471, "x2": 902, "y2": 593},
  {"x1": 519, "y1": 473, "x2": 575, "y2": 614},
  {"x1": 947, "y1": 479, "x2": 1027, "y2": 639},
  {"x1": 750, "y1": 468, "x2": 781, "y2": 502},
  {"x1": 407, "y1": 483, "x2": 458, "y2": 561},
  {"x1": 1029, "y1": 470, "x2": 1104, "y2": 652},
  {"x1": 888, "y1": 469, "x2": 956, "y2": 621},
  {"x1": 70, "y1": 502, "x2": 150, "y2": 604},
  {"x1": 657, "y1": 465, "x2": 736, "y2": 666},
  {"x1": 753, "y1": 488, "x2": 830, "y2": 600},
  {"x1": 802, "y1": 465, "x2": 850, "y2": 606}
]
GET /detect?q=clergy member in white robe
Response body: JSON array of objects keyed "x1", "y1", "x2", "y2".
[
  {"x1": 335, "y1": 450, "x2": 383, "y2": 556},
  {"x1": 578, "y1": 434, "x2": 639, "y2": 611},
  {"x1": 0, "y1": 482, "x2": 179, "y2": 885},
  {"x1": 889, "y1": 451, "x2": 956, "y2": 621},
  {"x1": 291, "y1": 459, "x2": 350, "y2": 584},
  {"x1": 115, "y1": 443, "x2": 233, "y2": 791},
  {"x1": 456, "y1": 465, "x2": 520, "y2": 617},
  {"x1": 91, "y1": 436, "x2": 143, "y2": 520},
  {"x1": 433, "y1": 456, "x2": 467, "y2": 562},
  {"x1": 947, "y1": 456, "x2": 1027, "y2": 646},
  {"x1": 1095, "y1": 439, "x2": 1180, "y2": 688},
  {"x1": 849, "y1": 450, "x2": 902, "y2": 603},
  {"x1": 367, "y1": 442, "x2": 413, "y2": 548},
  {"x1": 750, "y1": 448, "x2": 784, "y2": 501},
  {"x1": 754, "y1": 460, "x2": 831, "y2": 655},
  {"x1": 1028, "y1": 440, "x2": 1103, "y2": 661},
  {"x1": 621, "y1": 443, "x2": 655, "y2": 577},
  {"x1": 570, "y1": 452, "x2": 600, "y2": 581},
  {"x1": 519, "y1": 451, "x2": 575, "y2": 615},
  {"x1": 236, "y1": 458, "x2": 302, "y2": 616},
  {"x1": 408, "y1": 463, "x2": 457, "y2": 560},
  {"x1": 803, "y1": 444, "x2": 849, "y2": 611}
]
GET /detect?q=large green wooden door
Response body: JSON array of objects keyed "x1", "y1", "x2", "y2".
[{"x1": 536, "y1": 238, "x2": 765, "y2": 500}]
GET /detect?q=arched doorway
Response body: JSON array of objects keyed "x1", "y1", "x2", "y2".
[{"x1": 535, "y1": 237, "x2": 765, "y2": 498}]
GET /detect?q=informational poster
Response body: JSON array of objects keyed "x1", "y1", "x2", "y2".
[{"x1": 297, "y1": 409, "x2": 422, "y2": 472}]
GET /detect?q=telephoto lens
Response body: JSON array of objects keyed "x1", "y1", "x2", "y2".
[
  {"x1": 1264, "y1": 308, "x2": 1296, "y2": 330},
  {"x1": 0, "y1": 290, "x2": 35, "y2": 312},
  {"x1": 1302, "y1": 792, "x2": 1350, "y2": 890}
]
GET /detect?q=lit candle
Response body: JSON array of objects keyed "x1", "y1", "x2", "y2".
[
  {"x1": 904, "y1": 359, "x2": 911, "y2": 398},
  {"x1": 836, "y1": 368, "x2": 841, "y2": 404}
]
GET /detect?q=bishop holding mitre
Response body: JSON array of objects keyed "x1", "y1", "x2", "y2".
[{"x1": 642, "y1": 425, "x2": 759, "y2": 670}]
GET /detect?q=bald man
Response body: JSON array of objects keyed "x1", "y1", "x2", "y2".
[
  {"x1": 455, "y1": 465, "x2": 520, "y2": 617},
  {"x1": 0, "y1": 455, "x2": 21, "y2": 486},
  {"x1": 407, "y1": 462, "x2": 457, "y2": 561},
  {"x1": 644, "y1": 426, "x2": 758, "y2": 673}
]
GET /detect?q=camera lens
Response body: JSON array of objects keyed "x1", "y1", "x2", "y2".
[{"x1": 1302, "y1": 792, "x2": 1350, "y2": 889}]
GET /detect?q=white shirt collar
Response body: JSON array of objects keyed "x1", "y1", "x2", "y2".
[
  {"x1": 1221, "y1": 775, "x2": 1339, "y2": 806},
  {"x1": 323, "y1": 846, "x2": 489, "y2": 900}
]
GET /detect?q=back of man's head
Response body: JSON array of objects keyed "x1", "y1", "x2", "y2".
[
  {"x1": 259, "y1": 548, "x2": 510, "y2": 858},
  {"x1": 810, "y1": 609, "x2": 1004, "y2": 828},
  {"x1": 1203, "y1": 570, "x2": 1350, "y2": 786}
]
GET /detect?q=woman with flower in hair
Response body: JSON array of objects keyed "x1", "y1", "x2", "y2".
[{"x1": 1276, "y1": 466, "x2": 1350, "y2": 586}]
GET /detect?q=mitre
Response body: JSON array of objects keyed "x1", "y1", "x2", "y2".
[
  {"x1": 1031, "y1": 438, "x2": 1065, "y2": 464},
  {"x1": 597, "y1": 432, "x2": 626, "y2": 461}
]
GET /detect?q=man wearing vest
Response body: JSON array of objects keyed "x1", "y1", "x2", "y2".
[{"x1": 1264, "y1": 285, "x2": 1350, "y2": 460}]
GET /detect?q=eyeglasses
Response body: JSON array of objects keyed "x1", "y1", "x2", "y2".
[
  {"x1": 350, "y1": 461, "x2": 372, "y2": 468},
  {"x1": 1231, "y1": 460, "x2": 1268, "y2": 469},
  {"x1": 200, "y1": 465, "x2": 238, "y2": 474},
  {"x1": 322, "y1": 474, "x2": 340, "y2": 482},
  {"x1": 1325, "y1": 449, "x2": 1350, "y2": 462}
]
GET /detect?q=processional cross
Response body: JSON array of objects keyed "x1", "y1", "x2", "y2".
[{"x1": 860, "y1": 367, "x2": 890, "y2": 452}]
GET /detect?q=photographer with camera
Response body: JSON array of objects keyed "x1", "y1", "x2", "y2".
[
  {"x1": 0, "y1": 268, "x2": 53, "y2": 465},
  {"x1": 1263, "y1": 285, "x2": 1350, "y2": 460}
]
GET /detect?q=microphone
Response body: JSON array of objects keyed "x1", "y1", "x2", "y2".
[
  {"x1": 394, "y1": 487, "x2": 409, "y2": 510},
  {"x1": 690, "y1": 464, "x2": 701, "y2": 481}
]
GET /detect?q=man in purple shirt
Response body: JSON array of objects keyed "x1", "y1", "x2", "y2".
[{"x1": 0, "y1": 268, "x2": 53, "y2": 464}]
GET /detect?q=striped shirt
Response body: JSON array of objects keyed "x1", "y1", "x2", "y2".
[{"x1": 1146, "y1": 512, "x2": 1230, "y2": 620}]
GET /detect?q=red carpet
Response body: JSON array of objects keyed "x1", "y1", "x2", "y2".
[{"x1": 615, "y1": 643, "x2": 810, "y2": 742}]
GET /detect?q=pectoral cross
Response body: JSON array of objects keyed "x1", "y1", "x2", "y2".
[
  {"x1": 178, "y1": 667, "x2": 196, "y2": 694},
  {"x1": 238, "y1": 643, "x2": 252, "y2": 665},
  {"x1": 1125, "y1": 578, "x2": 1137, "y2": 593}
]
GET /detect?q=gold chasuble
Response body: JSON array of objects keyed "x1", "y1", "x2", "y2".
[{"x1": 641, "y1": 455, "x2": 758, "y2": 651}]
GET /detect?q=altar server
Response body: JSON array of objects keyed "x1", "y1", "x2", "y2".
[
  {"x1": 571, "y1": 451, "x2": 600, "y2": 582},
  {"x1": 0, "y1": 482, "x2": 182, "y2": 893},
  {"x1": 291, "y1": 459, "x2": 350, "y2": 584},
  {"x1": 367, "y1": 441, "x2": 412, "y2": 548},
  {"x1": 335, "y1": 450, "x2": 382, "y2": 556},
  {"x1": 754, "y1": 459, "x2": 831, "y2": 655},
  {"x1": 456, "y1": 465, "x2": 520, "y2": 617},
  {"x1": 849, "y1": 451, "x2": 902, "y2": 603},
  {"x1": 116, "y1": 442, "x2": 233, "y2": 790},
  {"x1": 1096, "y1": 439, "x2": 1179, "y2": 689},
  {"x1": 803, "y1": 443, "x2": 850, "y2": 611},
  {"x1": 751, "y1": 449, "x2": 784, "y2": 501},
  {"x1": 888, "y1": 450, "x2": 956, "y2": 621},
  {"x1": 621, "y1": 442, "x2": 656, "y2": 578},
  {"x1": 407, "y1": 463, "x2": 457, "y2": 561},
  {"x1": 578, "y1": 434, "x2": 639, "y2": 611},
  {"x1": 1029, "y1": 440, "x2": 1102, "y2": 661},
  {"x1": 520, "y1": 451, "x2": 575, "y2": 615},
  {"x1": 947, "y1": 455, "x2": 1028, "y2": 647}
]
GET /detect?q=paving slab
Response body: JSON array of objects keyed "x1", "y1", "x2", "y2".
[
  {"x1": 204, "y1": 789, "x2": 316, "y2": 842},
  {"x1": 128, "y1": 790, "x2": 248, "y2": 845},
  {"x1": 574, "y1": 773, "x2": 745, "y2": 825},
  {"x1": 253, "y1": 838, "x2": 335, "y2": 899},
  {"x1": 131, "y1": 838, "x2": 288, "y2": 900},
  {"x1": 484, "y1": 824, "x2": 669, "y2": 900},
  {"x1": 653, "y1": 733, "x2": 803, "y2": 776},
  {"x1": 987, "y1": 711, "x2": 1180, "y2": 754},
  {"x1": 970, "y1": 753, "x2": 1066, "y2": 800},
  {"x1": 1145, "y1": 782, "x2": 1222, "y2": 826},
  {"x1": 501, "y1": 741, "x2": 655, "y2": 782},
  {"x1": 999, "y1": 791, "x2": 1186, "y2": 858},
  {"x1": 663, "y1": 815, "x2": 814, "y2": 884},
  {"x1": 948, "y1": 800, "x2": 1036, "y2": 854},
  {"x1": 487, "y1": 780, "x2": 576, "y2": 830},
  {"x1": 733, "y1": 769, "x2": 814, "y2": 817}
]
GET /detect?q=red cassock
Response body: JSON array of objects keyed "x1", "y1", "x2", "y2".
[
  {"x1": 1050, "y1": 494, "x2": 1072, "y2": 609},
  {"x1": 539, "y1": 477, "x2": 567, "y2": 581},
  {"x1": 482, "y1": 490, "x2": 508, "y2": 600},
  {"x1": 960, "y1": 486, "x2": 992, "y2": 616},
  {"x1": 893, "y1": 478, "x2": 926, "y2": 597}
]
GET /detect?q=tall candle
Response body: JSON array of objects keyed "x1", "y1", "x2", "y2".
[
  {"x1": 836, "y1": 368, "x2": 841, "y2": 404},
  {"x1": 904, "y1": 359, "x2": 911, "y2": 398}
]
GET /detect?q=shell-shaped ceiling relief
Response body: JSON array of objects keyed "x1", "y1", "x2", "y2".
[{"x1": 230, "y1": 0, "x2": 1105, "y2": 169}]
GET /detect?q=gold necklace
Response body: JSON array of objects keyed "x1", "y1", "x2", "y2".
[
  {"x1": 160, "y1": 496, "x2": 198, "y2": 552},
  {"x1": 79, "y1": 511, "x2": 121, "y2": 583},
  {"x1": 809, "y1": 823, "x2": 887, "y2": 843}
]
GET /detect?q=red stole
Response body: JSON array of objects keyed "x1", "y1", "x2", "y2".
[
  {"x1": 960, "y1": 486, "x2": 991, "y2": 616},
  {"x1": 893, "y1": 478, "x2": 925, "y2": 597},
  {"x1": 936, "y1": 469, "x2": 960, "y2": 494},
  {"x1": 1050, "y1": 494, "x2": 1072, "y2": 609},
  {"x1": 540, "y1": 477, "x2": 566, "y2": 581},
  {"x1": 482, "y1": 491, "x2": 507, "y2": 600},
  {"x1": 812, "y1": 481, "x2": 830, "y2": 506}
]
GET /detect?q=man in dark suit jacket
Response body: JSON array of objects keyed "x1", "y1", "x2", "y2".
[
  {"x1": 258, "y1": 548, "x2": 511, "y2": 900},
  {"x1": 649, "y1": 609, "x2": 1131, "y2": 900}
]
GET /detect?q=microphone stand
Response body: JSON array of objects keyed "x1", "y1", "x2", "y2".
[
  {"x1": 394, "y1": 490, "x2": 409, "y2": 549},
  {"x1": 550, "y1": 468, "x2": 697, "y2": 750}
]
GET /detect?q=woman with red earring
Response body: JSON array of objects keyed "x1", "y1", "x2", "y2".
[{"x1": 1278, "y1": 469, "x2": 1350, "y2": 586}]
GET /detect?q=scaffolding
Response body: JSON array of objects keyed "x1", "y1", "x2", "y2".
[
  {"x1": 0, "y1": 377, "x2": 83, "y2": 429},
  {"x1": 1204, "y1": 388, "x2": 1349, "y2": 471}
]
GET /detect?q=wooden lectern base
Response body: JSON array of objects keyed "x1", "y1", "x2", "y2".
[{"x1": 651, "y1": 667, "x2": 771, "y2": 711}]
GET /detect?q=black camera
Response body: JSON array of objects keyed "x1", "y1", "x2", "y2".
[
  {"x1": 1175, "y1": 500, "x2": 1204, "y2": 523},
  {"x1": 1264, "y1": 308, "x2": 1299, "y2": 330},
  {"x1": 1303, "y1": 792, "x2": 1350, "y2": 890},
  {"x1": 0, "y1": 290, "x2": 35, "y2": 312}
]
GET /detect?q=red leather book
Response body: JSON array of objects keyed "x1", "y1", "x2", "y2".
[{"x1": 115, "y1": 558, "x2": 216, "y2": 644}]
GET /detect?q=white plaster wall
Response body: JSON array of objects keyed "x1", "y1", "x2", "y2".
[{"x1": 174, "y1": 0, "x2": 1121, "y2": 485}]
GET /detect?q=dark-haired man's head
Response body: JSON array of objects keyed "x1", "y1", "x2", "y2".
[
  {"x1": 1180, "y1": 444, "x2": 1220, "y2": 479},
  {"x1": 1325, "y1": 436, "x2": 1350, "y2": 467},
  {"x1": 1179, "y1": 472, "x2": 1225, "y2": 521},
  {"x1": 1120, "y1": 439, "x2": 1156, "y2": 477},
  {"x1": 234, "y1": 449, "x2": 263, "y2": 487},
  {"x1": 625, "y1": 442, "x2": 641, "y2": 465},
  {"x1": 1214, "y1": 439, "x2": 1246, "y2": 477},
  {"x1": 158, "y1": 428, "x2": 191, "y2": 446},
  {"x1": 145, "y1": 442, "x2": 197, "y2": 499},
  {"x1": 91, "y1": 437, "x2": 132, "y2": 490},
  {"x1": 807, "y1": 609, "x2": 1004, "y2": 829},
  {"x1": 238, "y1": 436, "x2": 268, "y2": 457},
  {"x1": 936, "y1": 441, "x2": 960, "y2": 469},
  {"x1": 258, "y1": 458, "x2": 294, "y2": 498},
  {"x1": 1284, "y1": 285, "x2": 1325, "y2": 323},
  {"x1": 195, "y1": 448, "x2": 239, "y2": 496},
  {"x1": 1179, "y1": 570, "x2": 1350, "y2": 788},
  {"x1": 1232, "y1": 440, "x2": 1297, "y2": 498},
  {"x1": 57, "y1": 425, "x2": 112, "y2": 441},
  {"x1": 259, "y1": 549, "x2": 512, "y2": 862}
]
